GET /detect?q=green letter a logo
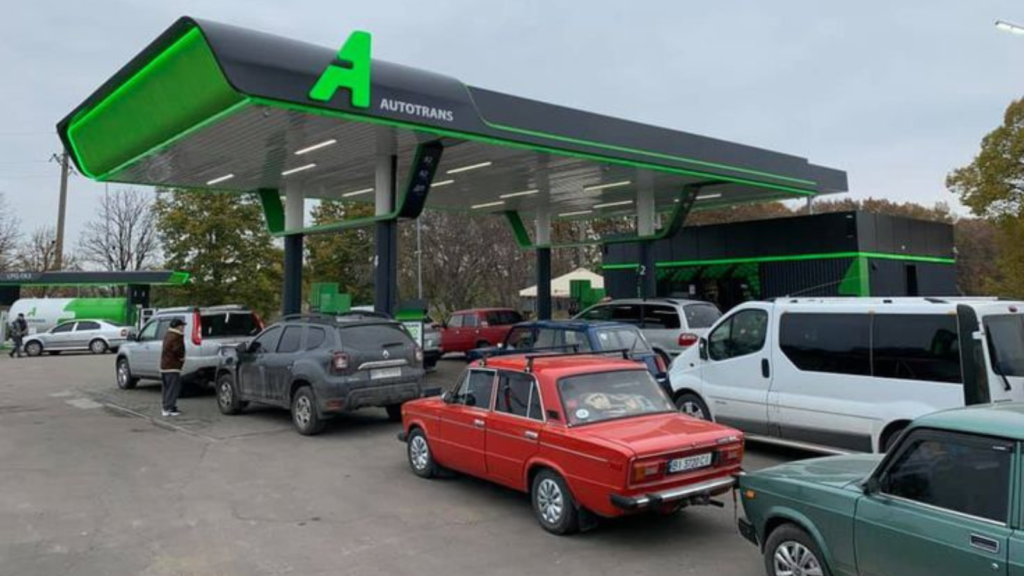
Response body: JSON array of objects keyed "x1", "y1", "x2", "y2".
[{"x1": 309, "y1": 31, "x2": 372, "y2": 109}]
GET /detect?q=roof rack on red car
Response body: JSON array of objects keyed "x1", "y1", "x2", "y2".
[
  {"x1": 523, "y1": 348, "x2": 631, "y2": 373},
  {"x1": 479, "y1": 344, "x2": 579, "y2": 368}
]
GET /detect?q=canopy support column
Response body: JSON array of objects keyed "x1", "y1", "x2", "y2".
[
  {"x1": 374, "y1": 130, "x2": 398, "y2": 315},
  {"x1": 282, "y1": 184, "x2": 304, "y2": 315},
  {"x1": 636, "y1": 177, "x2": 657, "y2": 298},
  {"x1": 535, "y1": 208, "x2": 552, "y2": 320}
]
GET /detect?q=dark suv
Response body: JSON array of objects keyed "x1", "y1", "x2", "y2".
[{"x1": 214, "y1": 313, "x2": 426, "y2": 435}]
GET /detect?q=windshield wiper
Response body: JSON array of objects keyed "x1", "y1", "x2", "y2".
[{"x1": 985, "y1": 329, "x2": 1012, "y2": 392}]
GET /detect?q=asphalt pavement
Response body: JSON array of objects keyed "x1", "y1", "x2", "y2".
[{"x1": 0, "y1": 352, "x2": 814, "y2": 576}]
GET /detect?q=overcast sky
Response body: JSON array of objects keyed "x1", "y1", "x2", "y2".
[{"x1": 2, "y1": 0, "x2": 1023, "y2": 245}]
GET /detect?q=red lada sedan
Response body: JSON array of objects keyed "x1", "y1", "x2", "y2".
[{"x1": 399, "y1": 353, "x2": 744, "y2": 534}]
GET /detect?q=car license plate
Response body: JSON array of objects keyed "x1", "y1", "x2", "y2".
[
  {"x1": 667, "y1": 453, "x2": 713, "y2": 474},
  {"x1": 370, "y1": 367, "x2": 402, "y2": 380}
]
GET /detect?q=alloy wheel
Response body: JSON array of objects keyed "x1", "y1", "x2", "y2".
[
  {"x1": 218, "y1": 380, "x2": 233, "y2": 408},
  {"x1": 536, "y1": 478, "x2": 564, "y2": 525},
  {"x1": 117, "y1": 362, "x2": 128, "y2": 386},
  {"x1": 409, "y1": 435, "x2": 430, "y2": 471},
  {"x1": 294, "y1": 396, "x2": 312, "y2": 428},
  {"x1": 773, "y1": 541, "x2": 824, "y2": 576},
  {"x1": 90, "y1": 340, "x2": 106, "y2": 354}
]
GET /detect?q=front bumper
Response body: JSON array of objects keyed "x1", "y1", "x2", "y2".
[
  {"x1": 738, "y1": 516, "x2": 759, "y2": 546},
  {"x1": 609, "y1": 476, "x2": 737, "y2": 511}
]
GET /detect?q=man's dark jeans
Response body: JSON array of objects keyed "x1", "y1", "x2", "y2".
[{"x1": 161, "y1": 372, "x2": 182, "y2": 412}]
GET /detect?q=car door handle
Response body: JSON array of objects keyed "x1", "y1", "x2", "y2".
[
  {"x1": 761, "y1": 358, "x2": 771, "y2": 379},
  {"x1": 473, "y1": 419, "x2": 485, "y2": 428},
  {"x1": 524, "y1": 430, "x2": 539, "y2": 439},
  {"x1": 970, "y1": 534, "x2": 1000, "y2": 554}
]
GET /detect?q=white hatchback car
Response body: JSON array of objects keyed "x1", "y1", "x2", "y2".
[{"x1": 23, "y1": 319, "x2": 129, "y2": 356}]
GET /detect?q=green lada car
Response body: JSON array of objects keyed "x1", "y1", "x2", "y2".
[{"x1": 738, "y1": 403, "x2": 1024, "y2": 576}]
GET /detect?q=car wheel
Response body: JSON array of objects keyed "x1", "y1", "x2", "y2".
[
  {"x1": 89, "y1": 339, "x2": 108, "y2": 355},
  {"x1": 291, "y1": 386, "x2": 325, "y2": 436},
  {"x1": 764, "y1": 524, "x2": 831, "y2": 576},
  {"x1": 24, "y1": 341, "x2": 42, "y2": 357},
  {"x1": 385, "y1": 403, "x2": 403, "y2": 422},
  {"x1": 216, "y1": 372, "x2": 243, "y2": 415},
  {"x1": 531, "y1": 469, "x2": 579, "y2": 535},
  {"x1": 406, "y1": 428, "x2": 439, "y2": 479},
  {"x1": 674, "y1": 392, "x2": 711, "y2": 421},
  {"x1": 655, "y1": 348, "x2": 672, "y2": 368},
  {"x1": 116, "y1": 358, "x2": 139, "y2": 390}
]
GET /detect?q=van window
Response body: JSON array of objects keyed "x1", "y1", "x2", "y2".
[
  {"x1": 577, "y1": 305, "x2": 613, "y2": 322},
  {"x1": 609, "y1": 304, "x2": 642, "y2": 326},
  {"x1": 683, "y1": 303, "x2": 722, "y2": 329},
  {"x1": 202, "y1": 312, "x2": 261, "y2": 338},
  {"x1": 873, "y1": 315, "x2": 962, "y2": 383},
  {"x1": 779, "y1": 313, "x2": 870, "y2": 376},
  {"x1": 643, "y1": 305, "x2": 681, "y2": 329},
  {"x1": 708, "y1": 309, "x2": 768, "y2": 361},
  {"x1": 984, "y1": 315, "x2": 1024, "y2": 377}
]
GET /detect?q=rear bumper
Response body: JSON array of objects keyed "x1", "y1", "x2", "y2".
[
  {"x1": 609, "y1": 476, "x2": 736, "y2": 511},
  {"x1": 323, "y1": 380, "x2": 423, "y2": 412}
]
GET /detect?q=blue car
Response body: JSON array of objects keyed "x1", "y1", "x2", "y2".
[{"x1": 467, "y1": 320, "x2": 669, "y2": 387}]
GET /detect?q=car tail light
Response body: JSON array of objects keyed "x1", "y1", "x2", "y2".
[
  {"x1": 191, "y1": 311, "x2": 202, "y2": 346},
  {"x1": 719, "y1": 440, "x2": 744, "y2": 465},
  {"x1": 678, "y1": 333, "x2": 699, "y2": 347},
  {"x1": 654, "y1": 354, "x2": 668, "y2": 373},
  {"x1": 631, "y1": 460, "x2": 665, "y2": 484},
  {"x1": 415, "y1": 345, "x2": 424, "y2": 363},
  {"x1": 331, "y1": 351, "x2": 350, "y2": 372}
]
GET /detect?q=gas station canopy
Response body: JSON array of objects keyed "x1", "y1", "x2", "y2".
[{"x1": 57, "y1": 17, "x2": 847, "y2": 234}]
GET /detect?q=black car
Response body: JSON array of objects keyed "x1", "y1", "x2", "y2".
[{"x1": 214, "y1": 313, "x2": 426, "y2": 435}]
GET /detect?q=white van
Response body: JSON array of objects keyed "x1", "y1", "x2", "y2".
[{"x1": 668, "y1": 298, "x2": 1024, "y2": 453}]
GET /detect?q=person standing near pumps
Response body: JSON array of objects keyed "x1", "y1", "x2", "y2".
[
  {"x1": 160, "y1": 318, "x2": 186, "y2": 417},
  {"x1": 7, "y1": 313, "x2": 28, "y2": 358}
]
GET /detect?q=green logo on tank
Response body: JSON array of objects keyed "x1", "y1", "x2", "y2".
[{"x1": 309, "y1": 31, "x2": 372, "y2": 109}]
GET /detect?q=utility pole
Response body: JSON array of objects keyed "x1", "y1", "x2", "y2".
[{"x1": 53, "y1": 149, "x2": 70, "y2": 270}]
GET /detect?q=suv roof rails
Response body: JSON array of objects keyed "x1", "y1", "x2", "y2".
[
  {"x1": 279, "y1": 311, "x2": 395, "y2": 326},
  {"x1": 522, "y1": 348, "x2": 631, "y2": 373}
]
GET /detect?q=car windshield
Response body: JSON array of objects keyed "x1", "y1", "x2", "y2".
[
  {"x1": 558, "y1": 370, "x2": 674, "y2": 426},
  {"x1": 594, "y1": 327, "x2": 652, "y2": 352},
  {"x1": 202, "y1": 312, "x2": 261, "y2": 337},
  {"x1": 684, "y1": 303, "x2": 722, "y2": 329},
  {"x1": 984, "y1": 315, "x2": 1024, "y2": 377}
]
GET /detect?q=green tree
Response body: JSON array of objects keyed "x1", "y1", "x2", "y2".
[
  {"x1": 948, "y1": 97, "x2": 1024, "y2": 297},
  {"x1": 152, "y1": 189, "x2": 282, "y2": 317},
  {"x1": 305, "y1": 200, "x2": 375, "y2": 306}
]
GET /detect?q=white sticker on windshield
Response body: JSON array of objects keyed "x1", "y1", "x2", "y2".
[{"x1": 575, "y1": 408, "x2": 591, "y2": 420}]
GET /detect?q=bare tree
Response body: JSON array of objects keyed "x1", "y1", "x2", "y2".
[
  {"x1": 78, "y1": 188, "x2": 158, "y2": 271},
  {"x1": 0, "y1": 193, "x2": 20, "y2": 272}
]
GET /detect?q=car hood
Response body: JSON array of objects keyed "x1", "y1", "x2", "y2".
[
  {"x1": 573, "y1": 412, "x2": 739, "y2": 456},
  {"x1": 754, "y1": 454, "x2": 882, "y2": 489}
]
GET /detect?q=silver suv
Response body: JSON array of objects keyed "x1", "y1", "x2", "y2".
[
  {"x1": 116, "y1": 305, "x2": 262, "y2": 391},
  {"x1": 574, "y1": 298, "x2": 721, "y2": 363}
]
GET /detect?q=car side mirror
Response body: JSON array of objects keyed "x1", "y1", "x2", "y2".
[
  {"x1": 699, "y1": 337, "x2": 709, "y2": 361},
  {"x1": 441, "y1": 390, "x2": 454, "y2": 404},
  {"x1": 247, "y1": 341, "x2": 262, "y2": 354}
]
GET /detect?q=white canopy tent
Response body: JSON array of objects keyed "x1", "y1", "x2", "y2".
[{"x1": 520, "y1": 268, "x2": 604, "y2": 299}]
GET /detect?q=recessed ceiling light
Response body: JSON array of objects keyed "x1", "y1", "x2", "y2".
[
  {"x1": 499, "y1": 189, "x2": 539, "y2": 199},
  {"x1": 593, "y1": 200, "x2": 633, "y2": 209},
  {"x1": 206, "y1": 173, "x2": 235, "y2": 186},
  {"x1": 559, "y1": 209, "x2": 594, "y2": 217},
  {"x1": 432, "y1": 179, "x2": 455, "y2": 187},
  {"x1": 281, "y1": 163, "x2": 317, "y2": 176},
  {"x1": 342, "y1": 187, "x2": 374, "y2": 198},
  {"x1": 471, "y1": 200, "x2": 505, "y2": 210},
  {"x1": 295, "y1": 139, "x2": 337, "y2": 155},
  {"x1": 583, "y1": 180, "x2": 631, "y2": 193},
  {"x1": 696, "y1": 193, "x2": 723, "y2": 201},
  {"x1": 446, "y1": 161, "x2": 492, "y2": 174}
]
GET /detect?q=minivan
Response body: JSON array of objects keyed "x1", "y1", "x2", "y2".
[
  {"x1": 574, "y1": 298, "x2": 722, "y2": 363},
  {"x1": 667, "y1": 298, "x2": 1024, "y2": 453}
]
